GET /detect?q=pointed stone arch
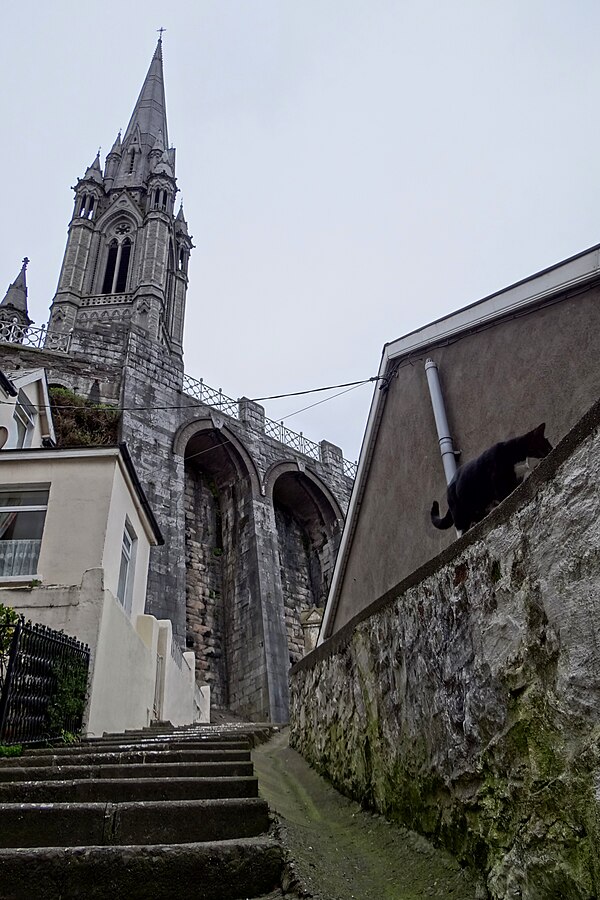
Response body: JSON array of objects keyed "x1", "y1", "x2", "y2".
[
  {"x1": 173, "y1": 416, "x2": 261, "y2": 498},
  {"x1": 173, "y1": 416, "x2": 262, "y2": 708},
  {"x1": 265, "y1": 461, "x2": 344, "y2": 666}
]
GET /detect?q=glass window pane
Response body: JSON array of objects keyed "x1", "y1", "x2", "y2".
[
  {"x1": 0, "y1": 490, "x2": 48, "y2": 508},
  {"x1": 0, "y1": 510, "x2": 46, "y2": 541},
  {"x1": 117, "y1": 549, "x2": 129, "y2": 605}
]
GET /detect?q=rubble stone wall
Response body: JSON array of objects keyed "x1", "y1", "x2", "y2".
[
  {"x1": 290, "y1": 400, "x2": 600, "y2": 898},
  {"x1": 184, "y1": 465, "x2": 227, "y2": 706}
]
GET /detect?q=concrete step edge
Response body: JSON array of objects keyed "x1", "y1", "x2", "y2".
[
  {"x1": 0, "y1": 760, "x2": 255, "y2": 782},
  {"x1": 21, "y1": 740, "x2": 252, "y2": 756},
  {"x1": 0, "y1": 837, "x2": 284, "y2": 900},
  {"x1": 0, "y1": 774, "x2": 260, "y2": 802},
  {"x1": 1, "y1": 749, "x2": 252, "y2": 768},
  {"x1": 0, "y1": 798, "x2": 271, "y2": 848}
]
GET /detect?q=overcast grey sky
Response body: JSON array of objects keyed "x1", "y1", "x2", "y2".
[{"x1": 2, "y1": 1, "x2": 600, "y2": 462}]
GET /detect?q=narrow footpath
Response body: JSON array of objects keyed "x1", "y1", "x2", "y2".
[{"x1": 253, "y1": 729, "x2": 481, "y2": 900}]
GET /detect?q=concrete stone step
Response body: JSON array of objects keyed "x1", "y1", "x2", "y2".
[
  {"x1": 21, "y1": 739, "x2": 251, "y2": 756},
  {"x1": 0, "y1": 760, "x2": 254, "y2": 781},
  {"x1": 0, "y1": 774, "x2": 259, "y2": 803},
  {"x1": 95, "y1": 725, "x2": 275, "y2": 746},
  {"x1": 0, "y1": 837, "x2": 284, "y2": 900},
  {"x1": 0, "y1": 797, "x2": 270, "y2": 848},
  {"x1": 0, "y1": 747, "x2": 251, "y2": 768}
]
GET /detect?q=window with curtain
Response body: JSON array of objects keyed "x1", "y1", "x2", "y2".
[{"x1": 0, "y1": 488, "x2": 48, "y2": 577}]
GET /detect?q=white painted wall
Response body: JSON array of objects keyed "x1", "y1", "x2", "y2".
[
  {"x1": 103, "y1": 462, "x2": 151, "y2": 619},
  {"x1": 0, "y1": 447, "x2": 210, "y2": 735},
  {"x1": 4, "y1": 570, "x2": 210, "y2": 736},
  {"x1": 156, "y1": 619, "x2": 207, "y2": 726},
  {"x1": 0, "y1": 369, "x2": 54, "y2": 449},
  {"x1": 86, "y1": 595, "x2": 157, "y2": 735}
]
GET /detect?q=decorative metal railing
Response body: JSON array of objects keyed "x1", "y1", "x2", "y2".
[
  {"x1": 343, "y1": 457, "x2": 358, "y2": 479},
  {"x1": 0, "y1": 618, "x2": 90, "y2": 745},
  {"x1": 183, "y1": 373, "x2": 358, "y2": 478},
  {"x1": 0, "y1": 323, "x2": 358, "y2": 478},
  {"x1": 0, "y1": 321, "x2": 71, "y2": 353},
  {"x1": 182, "y1": 376, "x2": 240, "y2": 420},
  {"x1": 263, "y1": 418, "x2": 320, "y2": 462}
]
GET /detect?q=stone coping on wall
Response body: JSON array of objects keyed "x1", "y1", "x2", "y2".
[{"x1": 292, "y1": 393, "x2": 600, "y2": 676}]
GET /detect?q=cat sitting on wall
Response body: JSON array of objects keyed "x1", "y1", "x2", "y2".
[{"x1": 430, "y1": 423, "x2": 552, "y2": 532}]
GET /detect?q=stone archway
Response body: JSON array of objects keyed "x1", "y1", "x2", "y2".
[
  {"x1": 181, "y1": 423, "x2": 257, "y2": 709},
  {"x1": 267, "y1": 464, "x2": 343, "y2": 666}
]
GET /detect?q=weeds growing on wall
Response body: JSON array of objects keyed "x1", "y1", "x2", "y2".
[
  {"x1": 47, "y1": 656, "x2": 89, "y2": 738},
  {"x1": 0, "y1": 603, "x2": 18, "y2": 654},
  {"x1": 49, "y1": 386, "x2": 120, "y2": 447},
  {"x1": 0, "y1": 744, "x2": 22, "y2": 757}
]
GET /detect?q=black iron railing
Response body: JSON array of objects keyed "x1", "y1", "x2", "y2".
[{"x1": 0, "y1": 619, "x2": 90, "y2": 745}]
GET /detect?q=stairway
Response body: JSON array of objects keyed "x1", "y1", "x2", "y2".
[{"x1": 0, "y1": 724, "x2": 286, "y2": 899}]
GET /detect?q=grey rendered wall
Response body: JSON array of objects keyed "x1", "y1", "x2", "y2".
[{"x1": 332, "y1": 283, "x2": 600, "y2": 632}]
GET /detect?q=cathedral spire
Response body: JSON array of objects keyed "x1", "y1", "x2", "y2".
[
  {"x1": 0, "y1": 258, "x2": 32, "y2": 330},
  {"x1": 122, "y1": 39, "x2": 169, "y2": 157},
  {"x1": 1, "y1": 258, "x2": 30, "y2": 314}
]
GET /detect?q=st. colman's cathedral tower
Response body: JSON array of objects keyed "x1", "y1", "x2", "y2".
[
  {"x1": 0, "y1": 39, "x2": 353, "y2": 724},
  {"x1": 48, "y1": 37, "x2": 193, "y2": 363}
]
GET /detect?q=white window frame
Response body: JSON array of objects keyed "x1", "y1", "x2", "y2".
[
  {"x1": 0, "y1": 486, "x2": 49, "y2": 581},
  {"x1": 117, "y1": 518, "x2": 137, "y2": 615},
  {"x1": 13, "y1": 390, "x2": 37, "y2": 449}
]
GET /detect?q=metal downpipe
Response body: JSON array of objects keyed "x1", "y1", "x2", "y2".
[{"x1": 425, "y1": 358, "x2": 458, "y2": 485}]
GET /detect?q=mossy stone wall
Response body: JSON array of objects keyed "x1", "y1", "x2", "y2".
[{"x1": 291, "y1": 407, "x2": 600, "y2": 898}]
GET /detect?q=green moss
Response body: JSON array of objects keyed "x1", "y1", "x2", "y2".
[
  {"x1": 0, "y1": 603, "x2": 18, "y2": 653},
  {"x1": 49, "y1": 386, "x2": 120, "y2": 447},
  {"x1": 47, "y1": 656, "x2": 89, "y2": 738},
  {"x1": 0, "y1": 744, "x2": 22, "y2": 757},
  {"x1": 490, "y1": 559, "x2": 502, "y2": 583}
]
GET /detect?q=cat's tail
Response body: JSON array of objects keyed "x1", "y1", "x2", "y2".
[{"x1": 431, "y1": 500, "x2": 454, "y2": 530}]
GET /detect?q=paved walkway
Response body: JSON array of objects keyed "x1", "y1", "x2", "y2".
[{"x1": 253, "y1": 729, "x2": 481, "y2": 900}]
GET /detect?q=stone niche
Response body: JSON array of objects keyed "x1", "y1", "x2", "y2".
[{"x1": 290, "y1": 400, "x2": 600, "y2": 899}]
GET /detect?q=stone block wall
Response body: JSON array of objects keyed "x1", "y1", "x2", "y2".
[
  {"x1": 290, "y1": 400, "x2": 600, "y2": 898},
  {"x1": 184, "y1": 465, "x2": 227, "y2": 705},
  {"x1": 276, "y1": 506, "x2": 316, "y2": 665}
]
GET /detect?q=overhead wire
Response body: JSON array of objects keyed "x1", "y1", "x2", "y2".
[{"x1": 0, "y1": 374, "x2": 381, "y2": 424}]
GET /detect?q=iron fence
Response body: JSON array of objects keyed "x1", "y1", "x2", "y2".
[
  {"x1": 0, "y1": 321, "x2": 71, "y2": 353},
  {"x1": 0, "y1": 618, "x2": 90, "y2": 745}
]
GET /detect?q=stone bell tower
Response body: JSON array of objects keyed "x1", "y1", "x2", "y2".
[{"x1": 47, "y1": 37, "x2": 193, "y2": 366}]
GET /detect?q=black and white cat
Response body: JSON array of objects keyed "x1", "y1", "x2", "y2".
[{"x1": 430, "y1": 423, "x2": 552, "y2": 532}]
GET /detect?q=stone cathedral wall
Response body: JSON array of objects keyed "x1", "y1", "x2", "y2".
[
  {"x1": 0, "y1": 330, "x2": 353, "y2": 721},
  {"x1": 184, "y1": 465, "x2": 227, "y2": 706},
  {"x1": 290, "y1": 398, "x2": 600, "y2": 898}
]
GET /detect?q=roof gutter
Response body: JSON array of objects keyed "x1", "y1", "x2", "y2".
[{"x1": 118, "y1": 443, "x2": 164, "y2": 545}]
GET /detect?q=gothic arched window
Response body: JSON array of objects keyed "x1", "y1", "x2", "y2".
[
  {"x1": 115, "y1": 238, "x2": 132, "y2": 293},
  {"x1": 78, "y1": 194, "x2": 96, "y2": 219},
  {"x1": 101, "y1": 240, "x2": 119, "y2": 294},
  {"x1": 101, "y1": 229, "x2": 133, "y2": 295}
]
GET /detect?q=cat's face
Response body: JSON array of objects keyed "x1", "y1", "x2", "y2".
[{"x1": 529, "y1": 423, "x2": 552, "y2": 458}]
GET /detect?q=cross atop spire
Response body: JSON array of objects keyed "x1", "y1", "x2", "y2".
[
  {"x1": 122, "y1": 37, "x2": 169, "y2": 159},
  {"x1": 157, "y1": 26, "x2": 166, "y2": 41}
]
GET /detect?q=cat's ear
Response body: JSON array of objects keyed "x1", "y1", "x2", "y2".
[{"x1": 535, "y1": 422, "x2": 546, "y2": 435}]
